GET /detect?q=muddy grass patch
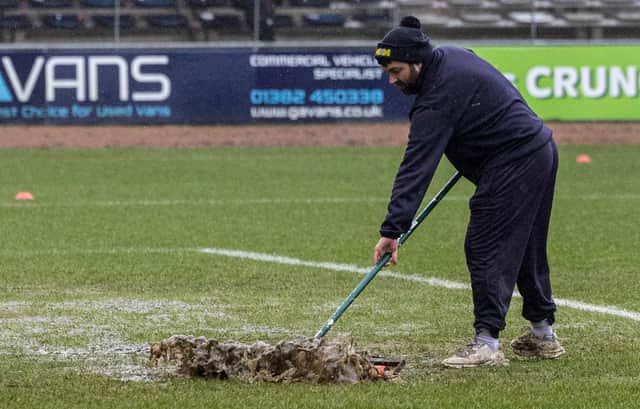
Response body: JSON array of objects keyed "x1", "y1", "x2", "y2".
[{"x1": 150, "y1": 335, "x2": 404, "y2": 384}]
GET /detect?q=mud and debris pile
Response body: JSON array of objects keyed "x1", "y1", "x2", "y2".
[{"x1": 149, "y1": 335, "x2": 400, "y2": 384}]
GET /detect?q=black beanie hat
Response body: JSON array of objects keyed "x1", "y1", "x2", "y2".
[{"x1": 375, "y1": 16, "x2": 432, "y2": 65}]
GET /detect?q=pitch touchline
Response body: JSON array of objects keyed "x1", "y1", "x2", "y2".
[
  {"x1": 2, "y1": 194, "x2": 639, "y2": 208},
  {"x1": 198, "y1": 247, "x2": 640, "y2": 322}
]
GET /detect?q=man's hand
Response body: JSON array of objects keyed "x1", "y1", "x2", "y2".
[{"x1": 373, "y1": 236, "x2": 398, "y2": 267}]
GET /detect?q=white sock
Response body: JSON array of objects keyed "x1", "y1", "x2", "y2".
[
  {"x1": 531, "y1": 319, "x2": 553, "y2": 338},
  {"x1": 476, "y1": 330, "x2": 500, "y2": 351}
]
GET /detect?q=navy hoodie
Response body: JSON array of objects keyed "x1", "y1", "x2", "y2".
[{"x1": 380, "y1": 46, "x2": 552, "y2": 239}]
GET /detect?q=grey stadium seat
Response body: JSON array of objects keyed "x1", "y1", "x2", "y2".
[
  {"x1": 508, "y1": 10, "x2": 555, "y2": 25},
  {"x1": 601, "y1": 0, "x2": 635, "y2": 4},
  {"x1": 614, "y1": 11, "x2": 640, "y2": 24},
  {"x1": 449, "y1": 0, "x2": 488, "y2": 8},
  {"x1": 459, "y1": 12, "x2": 503, "y2": 25},
  {"x1": 562, "y1": 11, "x2": 605, "y2": 25},
  {"x1": 499, "y1": 0, "x2": 553, "y2": 9},
  {"x1": 412, "y1": 13, "x2": 453, "y2": 27},
  {"x1": 553, "y1": 0, "x2": 588, "y2": 7}
]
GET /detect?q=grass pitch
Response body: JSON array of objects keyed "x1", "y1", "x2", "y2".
[{"x1": 1, "y1": 144, "x2": 639, "y2": 408}]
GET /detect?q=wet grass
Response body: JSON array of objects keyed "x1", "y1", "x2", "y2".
[{"x1": 0, "y1": 145, "x2": 639, "y2": 408}]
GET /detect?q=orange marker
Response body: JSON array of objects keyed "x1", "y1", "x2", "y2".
[
  {"x1": 576, "y1": 154, "x2": 592, "y2": 164},
  {"x1": 15, "y1": 191, "x2": 34, "y2": 200}
]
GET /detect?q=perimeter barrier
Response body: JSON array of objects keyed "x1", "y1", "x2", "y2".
[{"x1": 0, "y1": 44, "x2": 638, "y2": 124}]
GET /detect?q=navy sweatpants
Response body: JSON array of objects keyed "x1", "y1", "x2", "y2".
[{"x1": 465, "y1": 139, "x2": 559, "y2": 336}]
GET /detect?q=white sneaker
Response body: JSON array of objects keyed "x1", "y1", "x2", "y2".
[{"x1": 442, "y1": 338, "x2": 509, "y2": 368}]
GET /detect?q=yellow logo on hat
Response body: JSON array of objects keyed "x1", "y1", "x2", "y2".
[{"x1": 375, "y1": 48, "x2": 391, "y2": 57}]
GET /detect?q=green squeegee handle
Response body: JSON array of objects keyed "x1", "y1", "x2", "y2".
[{"x1": 314, "y1": 171, "x2": 462, "y2": 339}]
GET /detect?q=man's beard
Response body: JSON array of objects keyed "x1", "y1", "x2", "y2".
[{"x1": 395, "y1": 64, "x2": 421, "y2": 95}]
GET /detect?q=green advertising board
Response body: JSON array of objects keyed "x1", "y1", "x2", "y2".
[{"x1": 472, "y1": 45, "x2": 640, "y2": 120}]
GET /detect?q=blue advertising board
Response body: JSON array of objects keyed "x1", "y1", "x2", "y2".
[{"x1": 0, "y1": 47, "x2": 411, "y2": 125}]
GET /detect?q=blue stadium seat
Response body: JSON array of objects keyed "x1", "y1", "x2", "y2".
[
  {"x1": 302, "y1": 13, "x2": 346, "y2": 26},
  {"x1": 82, "y1": 0, "x2": 116, "y2": 7},
  {"x1": 289, "y1": 0, "x2": 330, "y2": 7},
  {"x1": 273, "y1": 14, "x2": 294, "y2": 28},
  {"x1": 30, "y1": 0, "x2": 73, "y2": 7},
  {"x1": 42, "y1": 14, "x2": 81, "y2": 29},
  {"x1": 198, "y1": 12, "x2": 243, "y2": 28},
  {"x1": 0, "y1": 15, "x2": 30, "y2": 29},
  {"x1": 351, "y1": 11, "x2": 392, "y2": 25},
  {"x1": 0, "y1": 0, "x2": 19, "y2": 8},
  {"x1": 146, "y1": 13, "x2": 188, "y2": 27},
  {"x1": 135, "y1": 0, "x2": 176, "y2": 8},
  {"x1": 186, "y1": 0, "x2": 229, "y2": 7},
  {"x1": 92, "y1": 14, "x2": 136, "y2": 28}
]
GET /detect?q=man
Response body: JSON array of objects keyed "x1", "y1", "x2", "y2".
[{"x1": 372, "y1": 16, "x2": 565, "y2": 368}]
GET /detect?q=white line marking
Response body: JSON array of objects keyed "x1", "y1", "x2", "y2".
[
  {"x1": 0, "y1": 197, "x2": 391, "y2": 208},
  {"x1": 2, "y1": 193, "x2": 639, "y2": 208},
  {"x1": 2, "y1": 245, "x2": 638, "y2": 322},
  {"x1": 94, "y1": 198, "x2": 391, "y2": 206},
  {"x1": 198, "y1": 247, "x2": 640, "y2": 322},
  {"x1": 0, "y1": 297, "x2": 249, "y2": 382},
  {"x1": 198, "y1": 248, "x2": 469, "y2": 290},
  {"x1": 554, "y1": 299, "x2": 640, "y2": 322},
  {"x1": 0, "y1": 247, "x2": 192, "y2": 257}
]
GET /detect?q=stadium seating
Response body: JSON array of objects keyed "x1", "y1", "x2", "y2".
[
  {"x1": 449, "y1": 0, "x2": 485, "y2": 8},
  {"x1": 92, "y1": 14, "x2": 136, "y2": 28},
  {"x1": 187, "y1": 0, "x2": 229, "y2": 7},
  {"x1": 146, "y1": 13, "x2": 188, "y2": 27},
  {"x1": 601, "y1": 0, "x2": 635, "y2": 5},
  {"x1": 289, "y1": 0, "x2": 330, "y2": 7},
  {"x1": 459, "y1": 11, "x2": 504, "y2": 25},
  {"x1": 0, "y1": 14, "x2": 30, "y2": 28},
  {"x1": 302, "y1": 13, "x2": 345, "y2": 26},
  {"x1": 135, "y1": 0, "x2": 176, "y2": 8},
  {"x1": 508, "y1": 11, "x2": 556, "y2": 25},
  {"x1": 42, "y1": 13, "x2": 81, "y2": 29},
  {"x1": 615, "y1": 10, "x2": 640, "y2": 22},
  {"x1": 198, "y1": 11, "x2": 243, "y2": 28},
  {"x1": 553, "y1": 0, "x2": 589, "y2": 7},
  {"x1": 562, "y1": 11, "x2": 606, "y2": 25},
  {"x1": 30, "y1": 0, "x2": 74, "y2": 8},
  {"x1": 0, "y1": 0, "x2": 639, "y2": 43},
  {"x1": 0, "y1": 0, "x2": 19, "y2": 7},
  {"x1": 83, "y1": 0, "x2": 116, "y2": 7},
  {"x1": 273, "y1": 13, "x2": 293, "y2": 27}
]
